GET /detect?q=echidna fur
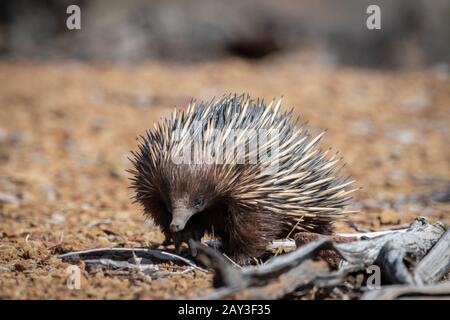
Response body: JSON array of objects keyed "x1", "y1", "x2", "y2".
[{"x1": 129, "y1": 94, "x2": 355, "y2": 264}]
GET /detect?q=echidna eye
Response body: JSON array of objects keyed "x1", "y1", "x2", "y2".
[{"x1": 194, "y1": 199, "x2": 203, "y2": 209}]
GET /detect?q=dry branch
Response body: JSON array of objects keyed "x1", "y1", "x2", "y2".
[
  {"x1": 195, "y1": 239, "x2": 336, "y2": 299},
  {"x1": 55, "y1": 217, "x2": 448, "y2": 300},
  {"x1": 361, "y1": 281, "x2": 450, "y2": 300},
  {"x1": 58, "y1": 247, "x2": 208, "y2": 272},
  {"x1": 84, "y1": 258, "x2": 158, "y2": 273},
  {"x1": 335, "y1": 217, "x2": 445, "y2": 268},
  {"x1": 194, "y1": 217, "x2": 447, "y2": 299}
]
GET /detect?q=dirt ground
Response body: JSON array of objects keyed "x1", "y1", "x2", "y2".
[{"x1": 0, "y1": 55, "x2": 449, "y2": 299}]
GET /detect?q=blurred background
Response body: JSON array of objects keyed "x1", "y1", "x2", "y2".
[
  {"x1": 0, "y1": 0, "x2": 449, "y2": 299},
  {"x1": 0, "y1": 0, "x2": 449, "y2": 68}
]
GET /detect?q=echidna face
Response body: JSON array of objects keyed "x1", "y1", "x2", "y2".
[
  {"x1": 169, "y1": 196, "x2": 205, "y2": 232},
  {"x1": 167, "y1": 168, "x2": 217, "y2": 232}
]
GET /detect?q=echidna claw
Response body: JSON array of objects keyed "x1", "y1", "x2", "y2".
[
  {"x1": 173, "y1": 233, "x2": 182, "y2": 255},
  {"x1": 162, "y1": 235, "x2": 173, "y2": 246},
  {"x1": 188, "y1": 238, "x2": 197, "y2": 257},
  {"x1": 174, "y1": 243, "x2": 182, "y2": 255}
]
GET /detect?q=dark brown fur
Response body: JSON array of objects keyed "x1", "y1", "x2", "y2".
[{"x1": 131, "y1": 163, "x2": 289, "y2": 263}]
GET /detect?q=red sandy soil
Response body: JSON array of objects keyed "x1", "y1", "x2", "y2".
[{"x1": 0, "y1": 55, "x2": 449, "y2": 299}]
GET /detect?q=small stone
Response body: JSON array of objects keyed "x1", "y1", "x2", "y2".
[{"x1": 379, "y1": 210, "x2": 400, "y2": 225}]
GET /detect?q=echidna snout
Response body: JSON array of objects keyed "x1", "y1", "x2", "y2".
[{"x1": 169, "y1": 208, "x2": 192, "y2": 232}]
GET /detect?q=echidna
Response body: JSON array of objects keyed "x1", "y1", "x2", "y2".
[{"x1": 129, "y1": 94, "x2": 355, "y2": 264}]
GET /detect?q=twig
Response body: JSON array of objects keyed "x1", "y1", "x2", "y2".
[
  {"x1": 0, "y1": 192, "x2": 20, "y2": 203},
  {"x1": 24, "y1": 234, "x2": 31, "y2": 248},
  {"x1": 336, "y1": 229, "x2": 407, "y2": 239},
  {"x1": 267, "y1": 239, "x2": 297, "y2": 253},
  {"x1": 222, "y1": 253, "x2": 243, "y2": 269},
  {"x1": 58, "y1": 247, "x2": 208, "y2": 272},
  {"x1": 361, "y1": 281, "x2": 450, "y2": 300},
  {"x1": 84, "y1": 258, "x2": 158, "y2": 273},
  {"x1": 195, "y1": 239, "x2": 334, "y2": 299},
  {"x1": 86, "y1": 219, "x2": 113, "y2": 228}
]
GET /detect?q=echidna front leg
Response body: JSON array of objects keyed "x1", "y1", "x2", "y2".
[
  {"x1": 172, "y1": 233, "x2": 183, "y2": 255},
  {"x1": 162, "y1": 230, "x2": 173, "y2": 246},
  {"x1": 172, "y1": 228, "x2": 204, "y2": 256}
]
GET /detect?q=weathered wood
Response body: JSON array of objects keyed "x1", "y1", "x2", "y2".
[
  {"x1": 266, "y1": 239, "x2": 297, "y2": 253},
  {"x1": 361, "y1": 281, "x2": 450, "y2": 300},
  {"x1": 335, "y1": 217, "x2": 445, "y2": 268},
  {"x1": 241, "y1": 239, "x2": 333, "y2": 279},
  {"x1": 196, "y1": 238, "x2": 332, "y2": 288},
  {"x1": 58, "y1": 247, "x2": 208, "y2": 272},
  {"x1": 84, "y1": 258, "x2": 158, "y2": 273},
  {"x1": 56, "y1": 217, "x2": 448, "y2": 300},
  {"x1": 233, "y1": 260, "x2": 330, "y2": 300},
  {"x1": 414, "y1": 228, "x2": 450, "y2": 284},
  {"x1": 194, "y1": 217, "x2": 447, "y2": 299},
  {"x1": 195, "y1": 240, "x2": 339, "y2": 299},
  {"x1": 374, "y1": 241, "x2": 416, "y2": 285},
  {"x1": 195, "y1": 240, "x2": 364, "y2": 299},
  {"x1": 337, "y1": 229, "x2": 407, "y2": 239},
  {"x1": 294, "y1": 232, "x2": 357, "y2": 268}
]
